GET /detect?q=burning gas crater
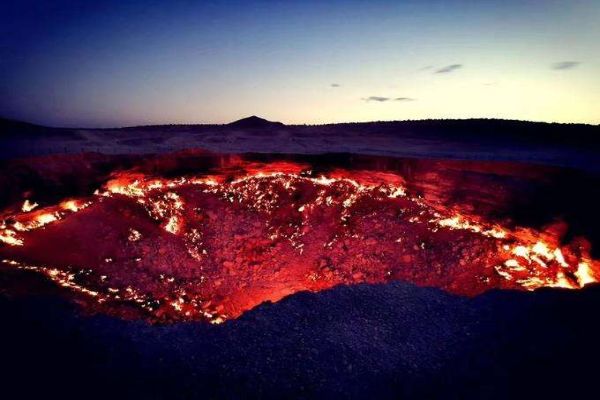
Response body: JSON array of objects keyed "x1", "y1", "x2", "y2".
[{"x1": 0, "y1": 162, "x2": 597, "y2": 324}]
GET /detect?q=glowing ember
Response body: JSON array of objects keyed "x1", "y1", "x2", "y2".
[
  {"x1": 0, "y1": 229, "x2": 23, "y2": 246},
  {"x1": 21, "y1": 199, "x2": 38, "y2": 212},
  {"x1": 0, "y1": 161, "x2": 597, "y2": 324},
  {"x1": 575, "y1": 262, "x2": 596, "y2": 286}
]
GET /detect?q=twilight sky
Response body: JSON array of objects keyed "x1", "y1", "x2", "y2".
[{"x1": 1, "y1": 0, "x2": 599, "y2": 127}]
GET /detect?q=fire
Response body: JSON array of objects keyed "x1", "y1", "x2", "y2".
[
  {"x1": 21, "y1": 199, "x2": 38, "y2": 212},
  {"x1": 60, "y1": 199, "x2": 90, "y2": 212},
  {"x1": 575, "y1": 262, "x2": 595, "y2": 286},
  {"x1": 493, "y1": 239, "x2": 597, "y2": 291},
  {"x1": 128, "y1": 228, "x2": 142, "y2": 242},
  {"x1": 434, "y1": 216, "x2": 506, "y2": 239},
  {"x1": 0, "y1": 229, "x2": 23, "y2": 246},
  {"x1": 532, "y1": 242, "x2": 553, "y2": 260},
  {"x1": 0, "y1": 160, "x2": 598, "y2": 324},
  {"x1": 164, "y1": 216, "x2": 181, "y2": 234},
  {"x1": 553, "y1": 248, "x2": 569, "y2": 268}
]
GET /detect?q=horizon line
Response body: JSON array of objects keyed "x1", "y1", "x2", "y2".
[{"x1": 2, "y1": 115, "x2": 599, "y2": 131}]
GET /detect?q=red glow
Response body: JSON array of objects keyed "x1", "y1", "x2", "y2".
[{"x1": 0, "y1": 156, "x2": 597, "y2": 324}]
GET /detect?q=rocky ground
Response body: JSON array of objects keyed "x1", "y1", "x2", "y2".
[{"x1": 2, "y1": 281, "x2": 600, "y2": 399}]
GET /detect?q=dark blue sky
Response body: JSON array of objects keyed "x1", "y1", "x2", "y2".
[{"x1": 1, "y1": 0, "x2": 598, "y2": 127}]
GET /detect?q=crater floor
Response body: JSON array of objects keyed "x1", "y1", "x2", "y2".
[{"x1": 1, "y1": 153, "x2": 597, "y2": 323}]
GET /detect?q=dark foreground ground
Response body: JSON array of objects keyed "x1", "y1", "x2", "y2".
[{"x1": 2, "y1": 282, "x2": 600, "y2": 399}]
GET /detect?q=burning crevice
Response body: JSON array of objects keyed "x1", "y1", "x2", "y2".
[{"x1": 0, "y1": 154, "x2": 598, "y2": 324}]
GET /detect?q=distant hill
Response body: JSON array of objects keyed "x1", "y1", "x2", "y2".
[
  {"x1": 315, "y1": 118, "x2": 600, "y2": 146},
  {"x1": 0, "y1": 117, "x2": 47, "y2": 135},
  {"x1": 0, "y1": 117, "x2": 76, "y2": 138},
  {"x1": 226, "y1": 116, "x2": 285, "y2": 129},
  {"x1": 0, "y1": 116, "x2": 598, "y2": 149}
]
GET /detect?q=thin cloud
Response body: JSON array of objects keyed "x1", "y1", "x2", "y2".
[
  {"x1": 552, "y1": 61, "x2": 580, "y2": 70},
  {"x1": 330, "y1": 83, "x2": 341, "y2": 87},
  {"x1": 435, "y1": 64, "x2": 463, "y2": 74},
  {"x1": 363, "y1": 96, "x2": 390, "y2": 102},
  {"x1": 362, "y1": 96, "x2": 415, "y2": 103}
]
